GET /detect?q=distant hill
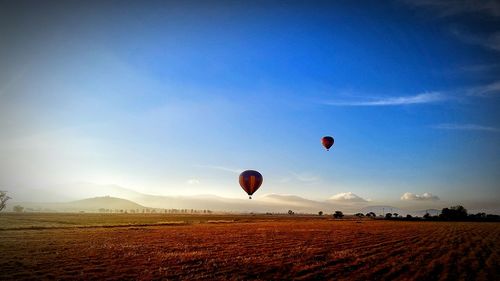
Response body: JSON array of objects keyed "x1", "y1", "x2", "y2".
[
  {"x1": 13, "y1": 196, "x2": 146, "y2": 212},
  {"x1": 70, "y1": 196, "x2": 145, "y2": 210}
]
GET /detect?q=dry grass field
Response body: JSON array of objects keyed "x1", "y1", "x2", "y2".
[{"x1": 0, "y1": 214, "x2": 498, "y2": 280}]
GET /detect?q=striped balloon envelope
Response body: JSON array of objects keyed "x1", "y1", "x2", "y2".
[{"x1": 239, "y1": 170, "x2": 263, "y2": 199}]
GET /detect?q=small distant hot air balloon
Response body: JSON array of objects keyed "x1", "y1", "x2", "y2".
[
  {"x1": 239, "y1": 170, "x2": 263, "y2": 199},
  {"x1": 321, "y1": 136, "x2": 334, "y2": 151}
]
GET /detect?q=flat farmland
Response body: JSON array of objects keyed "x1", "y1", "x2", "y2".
[{"x1": 0, "y1": 214, "x2": 498, "y2": 280}]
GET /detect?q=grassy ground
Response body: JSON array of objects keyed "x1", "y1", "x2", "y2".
[{"x1": 0, "y1": 214, "x2": 498, "y2": 280}]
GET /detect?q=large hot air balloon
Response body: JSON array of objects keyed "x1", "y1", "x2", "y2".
[
  {"x1": 239, "y1": 170, "x2": 263, "y2": 199},
  {"x1": 321, "y1": 136, "x2": 334, "y2": 151}
]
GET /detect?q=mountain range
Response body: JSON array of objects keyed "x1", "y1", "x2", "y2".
[{"x1": 7, "y1": 183, "x2": 452, "y2": 216}]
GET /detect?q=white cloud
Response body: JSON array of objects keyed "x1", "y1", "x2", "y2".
[
  {"x1": 328, "y1": 192, "x2": 367, "y2": 202},
  {"x1": 432, "y1": 123, "x2": 499, "y2": 132},
  {"x1": 401, "y1": 192, "x2": 440, "y2": 201},
  {"x1": 324, "y1": 92, "x2": 446, "y2": 106},
  {"x1": 186, "y1": 179, "x2": 200, "y2": 185}
]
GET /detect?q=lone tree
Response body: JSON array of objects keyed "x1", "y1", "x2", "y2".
[
  {"x1": 333, "y1": 211, "x2": 344, "y2": 219},
  {"x1": 318, "y1": 211, "x2": 323, "y2": 216},
  {"x1": 288, "y1": 210, "x2": 294, "y2": 215},
  {"x1": 0, "y1": 191, "x2": 10, "y2": 212},
  {"x1": 385, "y1": 213, "x2": 393, "y2": 219}
]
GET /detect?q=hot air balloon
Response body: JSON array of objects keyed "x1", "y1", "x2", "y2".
[
  {"x1": 239, "y1": 170, "x2": 263, "y2": 199},
  {"x1": 321, "y1": 136, "x2": 334, "y2": 151}
]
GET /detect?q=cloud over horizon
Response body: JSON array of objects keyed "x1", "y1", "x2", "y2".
[
  {"x1": 401, "y1": 192, "x2": 440, "y2": 201},
  {"x1": 328, "y1": 192, "x2": 367, "y2": 203}
]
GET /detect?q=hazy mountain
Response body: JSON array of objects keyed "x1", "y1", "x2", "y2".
[
  {"x1": 259, "y1": 194, "x2": 322, "y2": 207},
  {"x1": 70, "y1": 196, "x2": 145, "y2": 210},
  {"x1": 8, "y1": 182, "x2": 144, "y2": 203},
  {"x1": 8, "y1": 183, "x2": 496, "y2": 215},
  {"x1": 13, "y1": 196, "x2": 146, "y2": 212}
]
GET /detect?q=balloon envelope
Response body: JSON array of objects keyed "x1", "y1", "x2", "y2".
[
  {"x1": 239, "y1": 170, "x2": 263, "y2": 199},
  {"x1": 321, "y1": 136, "x2": 334, "y2": 151}
]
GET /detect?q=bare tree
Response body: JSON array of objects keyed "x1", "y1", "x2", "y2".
[{"x1": 0, "y1": 191, "x2": 11, "y2": 212}]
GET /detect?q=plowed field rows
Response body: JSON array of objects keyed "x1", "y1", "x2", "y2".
[{"x1": 0, "y1": 216, "x2": 498, "y2": 280}]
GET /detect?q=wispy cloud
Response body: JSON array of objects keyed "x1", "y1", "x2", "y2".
[
  {"x1": 290, "y1": 172, "x2": 320, "y2": 183},
  {"x1": 278, "y1": 172, "x2": 321, "y2": 184},
  {"x1": 451, "y1": 29, "x2": 500, "y2": 52},
  {"x1": 432, "y1": 123, "x2": 499, "y2": 132},
  {"x1": 404, "y1": 1, "x2": 500, "y2": 53},
  {"x1": 403, "y1": 0, "x2": 500, "y2": 18},
  {"x1": 466, "y1": 80, "x2": 500, "y2": 97},
  {"x1": 194, "y1": 165, "x2": 243, "y2": 174},
  {"x1": 324, "y1": 92, "x2": 446, "y2": 106},
  {"x1": 401, "y1": 192, "x2": 440, "y2": 201}
]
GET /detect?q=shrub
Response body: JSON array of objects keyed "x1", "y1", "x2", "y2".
[
  {"x1": 333, "y1": 211, "x2": 344, "y2": 219},
  {"x1": 365, "y1": 212, "x2": 376, "y2": 217},
  {"x1": 13, "y1": 205, "x2": 24, "y2": 213}
]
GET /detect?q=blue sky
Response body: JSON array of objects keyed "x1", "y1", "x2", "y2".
[{"x1": 0, "y1": 0, "x2": 499, "y2": 209}]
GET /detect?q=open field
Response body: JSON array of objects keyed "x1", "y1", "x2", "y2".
[
  {"x1": 0, "y1": 214, "x2": 499, "y2": 280},
  {"x1": 0, "y1": 213, "x2": 251, "y2": 230}
]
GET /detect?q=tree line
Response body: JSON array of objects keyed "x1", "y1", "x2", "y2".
[{"x1": 380, "y1": 205, "x2": 500, "y2": 222}]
